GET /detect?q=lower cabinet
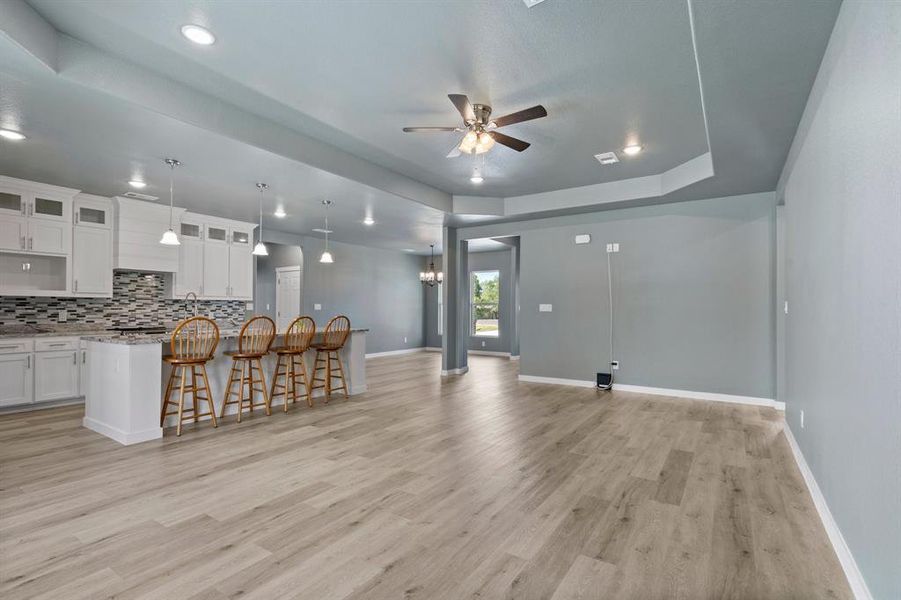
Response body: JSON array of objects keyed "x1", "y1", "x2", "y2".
[
  {"x1": 0, "y1": 337, "x2": 82, "y2": 408},
  {"x1": 34, "y1": 350, "x2": 80, "y2": 402},
  {"x1": 0, "y1": 353, "x2": 32, "y2": 407}
]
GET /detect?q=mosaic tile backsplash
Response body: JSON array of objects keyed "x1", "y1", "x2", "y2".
[{"x1": 0, "y1": 272, "x2": 246, "y2": 327}]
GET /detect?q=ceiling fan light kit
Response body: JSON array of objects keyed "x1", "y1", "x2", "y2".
[{"x1": 404, "y1": 93, "x2": 546, "y2": 158}]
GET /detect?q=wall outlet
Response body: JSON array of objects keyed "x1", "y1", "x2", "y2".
[
  {"x1": 58, "y1": 310, "x2": 67, "y2": 322},
  {"x1": 574, "y1": 234, "x2": 591, "y2": 245},
  {"x1": 245, "y1": 302, "x2": 253, "y2": 310},
  {"x1": 539, "y1": 304, "x2": 553, "y2": 312},
  {"x1": 611, "y1": 360, "x2": 619, "y2": 370},
  {"x1": 784, "y1": 300, "x2": 789, "y2": 315},
  {"x1": 481, "y1": 341, "x2": 486, "y2": 347},
  {"x1": 800, "y1": 409, "x2": 805, "y2": 429},
  {"x1": 404, "y1": 336, "x2": 407, "y2": 344},
  {"x1": 606, "y1": 243, "x2": 621, "y2": 253},
  {"x1": 314, "y1": 303, "x2": 322, "y2": 311},
  {"x1": 266, "y1": 303, "x2": 270, "y2": 311}
]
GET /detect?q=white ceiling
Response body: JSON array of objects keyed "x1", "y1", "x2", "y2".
[{"x1": 0, "y1": 0, "x2": 841, "y2": 253}]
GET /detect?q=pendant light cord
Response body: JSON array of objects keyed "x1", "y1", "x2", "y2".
[{"x1": 168, "y1": 163, "x2": 174, "y2": 229}]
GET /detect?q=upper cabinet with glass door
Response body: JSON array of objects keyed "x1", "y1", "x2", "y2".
[{"x1": 0, "y1": 191, "x2": 26, "y2": 218}]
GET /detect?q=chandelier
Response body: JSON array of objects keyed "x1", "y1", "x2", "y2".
[{"x1": 420, "y1": 244, "x2": 443, "y2": 286}]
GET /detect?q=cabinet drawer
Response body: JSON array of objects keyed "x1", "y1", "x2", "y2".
[
  {"x1": 0, "y1": 339, "x2": 33, "y2": 354},
  {"x1": 35, "y1": 337, "x2": 79, "y2": 352}
]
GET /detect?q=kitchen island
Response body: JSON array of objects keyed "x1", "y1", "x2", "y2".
[{"x1": 81, "y1": 327, "x2": 368, "y2": 445}]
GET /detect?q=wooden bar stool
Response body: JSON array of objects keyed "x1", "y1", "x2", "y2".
[
  {"x1": 220, "y1": 316, "x2": 276, "y2": 422},
  {"x1": 309, "y1": 315, "x2": 351, "y2": 404},
  {"x1": 269, "y1": 316, "x2": 316, "y2": 411},
  {"x1": 161, "y1": 316, "x2": 220, "y2": 436}
]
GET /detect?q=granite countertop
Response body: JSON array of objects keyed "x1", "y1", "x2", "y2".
[{"x1": 0, "y1": 323, "x2": 369, "y2": 345}]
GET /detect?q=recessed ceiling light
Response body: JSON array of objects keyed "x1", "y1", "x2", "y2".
[
  {"x1": 273, "y1": 207, "x2": 286, "y2": 218},
  {"x1": 363, "y1": 216, "x2": 375, "y2": 226},
  {"x1": 181, "y1": 24, "x2": 216, "y2": 45},
  {"x1": 128, "y1": 180, "x2": 147, "y2": 189},
  {"x1": 0, "y1": 129, "x2": 26, "y2": 141},
  {"x1": 470, "y1": 174, "x2": 484, "y2": 184},
  {"x1": 402, "y1": 249, "x2": 415, "y2": 252},
  {"x1": 623, "y1": 144, "x2": 643, "y2": 156},
  {"x1": 594, "y1": 152, "x2": 619, "y2": 165}
]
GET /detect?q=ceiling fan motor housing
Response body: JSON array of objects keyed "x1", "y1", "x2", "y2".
[{"x1": 470, "y1": 104, "x2": 493, "y2": 126}]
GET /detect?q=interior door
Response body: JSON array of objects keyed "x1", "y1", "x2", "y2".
[
  {"x1": 73, "y1": 226, "x2": 112, "y2": 295},
  {"x1": 276, "y1": 267, "x2": 302, "y2": 331}
]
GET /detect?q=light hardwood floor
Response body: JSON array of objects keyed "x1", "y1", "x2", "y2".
[{"x1": 0, "y1": 353, "x2": 851, "y2": 599}]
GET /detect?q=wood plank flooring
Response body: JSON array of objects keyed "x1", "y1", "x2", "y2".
[{"x1": 0, "y1": 353, "x2": 851, "y2": 599}]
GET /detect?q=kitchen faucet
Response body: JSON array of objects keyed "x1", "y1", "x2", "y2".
[{"x1": 185, "y1": 292, "x2": 199, "y2": 317}]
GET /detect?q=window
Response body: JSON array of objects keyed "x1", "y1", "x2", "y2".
[{"x1": 471, "y1": 270, "x2": 500, "y2": 337}]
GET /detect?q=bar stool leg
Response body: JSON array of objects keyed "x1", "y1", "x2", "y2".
[
  {"x1": 269, "y1": 354, "x2": 283, "y2": 410},
  {"x1": 284, "y1": 354, "x2": 294, "y2": 412},
  {"x1": 190, "y1": 365, "x2": 199, "y2": 423},
  {"x1": 333, "y1": 351, "x2": 349, "y2": 399},
  {"x1": 176, "y1": 365, "x2": 187, "y2": 437},
  {"x1": 161, "y1": 366, "x2": 176, "y2": 427},
  {"x1": 238, "y1": 359, "x2": 248, "y2": 421},
  {"x1": 256, "y1": 358, "x2": 272, "y2": 415},
  {"x1": 200, "y1": 363, "x2": 218, "y2": 428},
  {"x1": 221, "y1": 361, "x2": 238, "y2": 420},
  {"x1": 297, "y1": 354, "x2": 313, "y2": 407}
]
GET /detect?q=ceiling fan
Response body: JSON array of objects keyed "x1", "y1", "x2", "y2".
[{"x1": 403, "y1": 94, "x2": 547, "y2": 157}]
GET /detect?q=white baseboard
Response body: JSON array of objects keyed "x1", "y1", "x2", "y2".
[
  {"x1": 518, "y1": 374, "x2": 597, "y2": 388},
  {"x1": 0, "y1": 397, "x2": 84, "y2": 414},
  {"x1": 516, "y1": 376, "x2": 783, "y2": 410},
  {"x1": 468, "y1": 350, "x2": 510, "y2": 357},
  {"x1": 440, "y1": 366, "x2": 469, "y2": 376},
  {"x1": 424, "y1": 347, "x2": 442, "y2": 352},
  {"x1": 613, "y1": 383, "x2": 784, "y2": 410},
  {"x1": 83, "y1": 417, "x2": 162, "y2": 446},
  {"x1": 365, "y1": 347, "x2": 426, "y2": 358},
  {"x1": 509, "y1": 355, "x2": 520, "y2": 361},
  {"x1": 783, "y1": 425, "x2": 872, "y2": 600}
]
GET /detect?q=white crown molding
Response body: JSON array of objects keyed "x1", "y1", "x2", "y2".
[{"x1": 783, "y1": 424, "x2": 873, "y2": 599}]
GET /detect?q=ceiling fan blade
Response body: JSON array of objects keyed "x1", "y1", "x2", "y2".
[
  {"x1": 446, "y1": 137, "x2": 464, "y2": 158},
  {"x1": 489, "y1": 131, "x2": 531, "y2": 152},
  {"x1": 491, "y1": 105, "x2": 548, "y2": 128},
  {"x1": 448, "y1": 94, "x2": 476, "y2": 124},
  {"x1": 403, "y1": 127, "x2": 460, "y2": 132}
]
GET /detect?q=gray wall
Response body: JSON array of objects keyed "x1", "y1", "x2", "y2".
[
  {"x1": 254, "y1": 243, "x2": 303, "y2": 322},
  {"x1": 301, "y1": 236, "x2": 424, "y2": 354},
  {"x1": 261, "y1": 230, "x2": 424, "y2": 355},
  {"x1": 779, "y1": 1, "x2": 900, "y2": 597},
  {"x1": 478, "y1": 192, "x2": 777, "y2": 398},
  {"x1": 424, "y1": 249, "x2": 516, "y2": 354}
]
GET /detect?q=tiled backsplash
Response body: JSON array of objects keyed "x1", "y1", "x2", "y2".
[{"x1": 0, "y1": 272, "x2": 246, "y2": 326}]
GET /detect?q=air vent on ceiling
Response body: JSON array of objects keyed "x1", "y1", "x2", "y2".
[
  {"x1": 522, "y1": 0, "x2": 548, "y2": 7},
  {"x1": 594, "y1": 152, "x2": 619, "y2": 166},
  {"x1": 311, "y1": 228, "x2": 333, "y2": 234},
  {"x1": 121, "y1": 191, "x2": 159, "y2": 201}
]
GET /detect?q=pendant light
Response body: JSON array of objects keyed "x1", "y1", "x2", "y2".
[
  {"x1": 318, "y1": 200, "x2": 334, "y2": 263},
  {"x1": 252, "y1": 182, "x2": 269, "y2": 256},
  {"x1": 420, "y1": 244, "x2": 443, "y2": 286},
  {"x1": 159, "y1": 158, "x2": 181, "y2": 246}
]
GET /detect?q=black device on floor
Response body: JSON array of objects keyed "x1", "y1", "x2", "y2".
[{"x1": 596, "y1": 372, "x2": 613, "y2": 390}]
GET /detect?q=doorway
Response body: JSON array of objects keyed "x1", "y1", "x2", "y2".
[{"x1": 275, "y1": 266, "x2": 302, "y2": 331}]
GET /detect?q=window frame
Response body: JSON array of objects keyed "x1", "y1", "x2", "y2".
[{"x1": 470, "y1": 269, "x2": 500, "y2": 338}]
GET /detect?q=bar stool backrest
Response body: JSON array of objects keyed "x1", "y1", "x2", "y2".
[
  {"x1": 170, "y1": 316, "x2": 220, "y2": 361},
  {"x1": 237, "y1": 315, "x2": 276, "y2": 355},
  {"x1": 322, "y1": 315, "x2": 351, "y2": 349},
  {"x1": 285, "y1": 316, "x2": 316, "y2": 352}
]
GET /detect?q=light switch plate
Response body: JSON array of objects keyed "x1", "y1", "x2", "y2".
[
  {"x1": 539, "y1": 304, "x2": 553, "y2": 312},
  {"x1": 245, "y1": 302, "x2": 253, "y2": 310},
  {"x1": 314, "y1": 303, "x2": 322, "y2": 311},
  {"x1": 58, "y1": 310, "x2": 67, "y2": 322}
]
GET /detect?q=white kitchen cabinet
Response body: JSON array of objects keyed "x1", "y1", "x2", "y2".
[
  {"x1": 175, "y1": 239, "x2": 204, "y2": 297},
  {"x1": 0, "y1": 353, "x2": 32, "y2": 407},
  {"x1": 79, "y1": 342, "x2": 88, "y2": 398},
  {"x1": 228, "y1": 243, "x2": 253, "y2": 299},
  {"x1": 0, "y1": 190, "x2": 26, "y2": 218},
  {"x1": 0, "y1": 216, "x2": 26, "y2": 251},
  {"x1": 73, "y1": 227, "x2": 112, "y2": 296},
  {"x1": 28, "y1": 219, "x2": 70, "y2": 255},
  {"x1": 203, "y1": 242, "x2": 230, "y2": 297},
  {"x1": 34, "y1": 350, "x2": 80, "y2": 403}
]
